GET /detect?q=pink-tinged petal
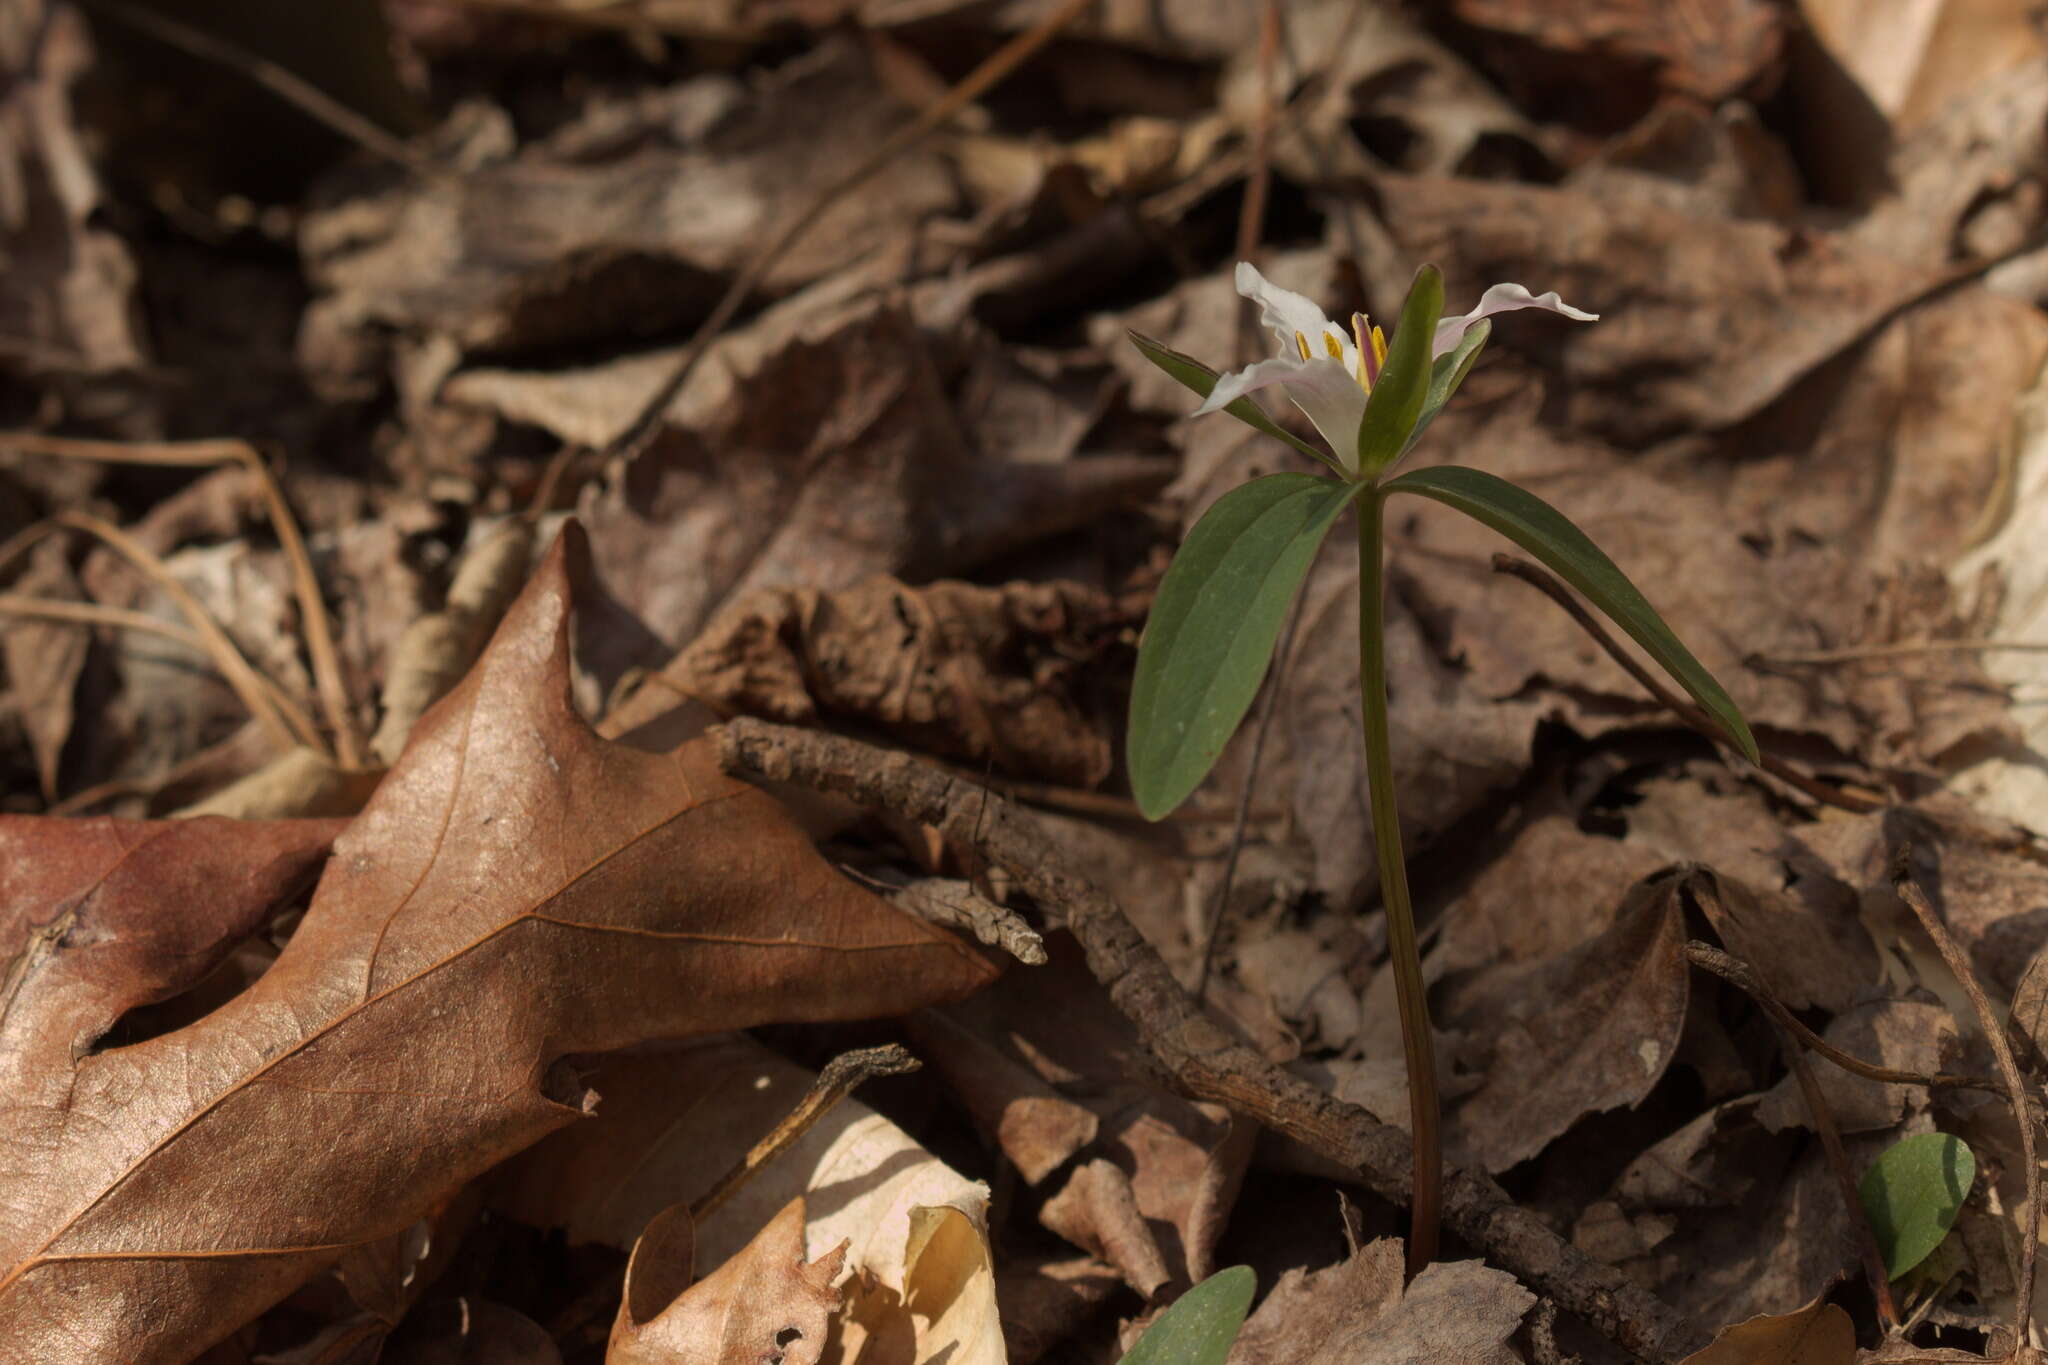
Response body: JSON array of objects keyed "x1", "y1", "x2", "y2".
[
  {"x1": 1432, "y1": 283, "x2": 1598, "y2": 357},
  {"x1": 1236, "y1": 261, "x2": 1341, "y2": 359},
  {"x1": 1197, "y1": 354, "x2": 1367, "y2": 468}
]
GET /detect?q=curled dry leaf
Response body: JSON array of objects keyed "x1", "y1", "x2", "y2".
[
  {"x1": 1439, "y1": 870, "x2": 1690, "y2": 1173},
  {"x1": 530, "y1": 301, "x2": 1169, "y2": 690},
  {"x1": 608, "y1": 1200, "x2": 841, "y2": 1365},
  {"x1": 298, "y1": 38, "x2": 953, "y2": 372},
  {"x1": 662, "y1": 576, "x2": 1131, "y2": 787},
  {"x1": 499, "y1": 1036, "x2": 1004, "y2": 1363},
  {"x1": 1677, "y1": 1291, "x2": 1855, "y2": 1365},
  {"x1": 0, "y1": 524, "x2": 995, "y2": 1362},
  {"x1": 937, "y1": 938, "x2": 1252, "y2": 1292}
]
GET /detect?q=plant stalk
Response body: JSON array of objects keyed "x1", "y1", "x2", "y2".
[{"x1": 1357, "y1": 489, "x2": 1442, "y2": 1277}]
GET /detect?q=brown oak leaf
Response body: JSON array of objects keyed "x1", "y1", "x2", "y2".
[{"x1": 0, "y1": 523, "x2": 996, "y2": 1363}]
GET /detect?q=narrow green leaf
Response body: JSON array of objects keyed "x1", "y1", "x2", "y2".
[
  {"x1": 1860, "y1": 1132, "x2": 1975, "y2": 1279},
  {"x1": 1129, "y1": 474, "x2": 1359, "y2": 818},
  {"x1": 1403, "y1": 317, "x2": 1490, "y2": 454},
  {"x1": 1117, "y1": 1266, "x2": 1257, "y2": 1365},
  {"x1": 1381, "y1": 464, "x2": 1760, "y2": 763},
  {"x1": 1356, "y1": 265, "x2": 1444, "y2": 474},
  {"x1": 1126, "y1": 330, "x2": 1344, "y2": 475}
]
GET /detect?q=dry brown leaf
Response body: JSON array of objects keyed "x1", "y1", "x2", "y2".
[
  {"x1": 1754, "y1": 999, "x2": 1954, "y2": 1134},
  {"x1": 552, "y1": 301, "x2": 1168, "y2": 690},
  {"x1": 1440, "y1": 871, "x2": 1690, "y2": 1172},
  {"x1": 1222, "y1": 0, "x2": 1550, "y2": 185},
  {"x1": 995, "y1": 1255, "x2": 1123, "y2": 1365},
  {"x1": 1567, "y1": 99, "x2": 1803, "y2": 223},
  {"x1": 1232, "y1": 1243, "x2": 1532, "y2": 1365},
  {"x1": 943, "y1": 937, "x2": 1251, "y2": 1291},
  {"x1": 1380, "y1": 172, "x2": 1944, "y2": 442},
  {"x1": 1227, "y1": 1236, "x2": 1404, "y2": 1364},
  {"x1": 1680, "y1": 1292, "x2": 1855, "y2": 1364},
  {"x1": 0, "y1": 524, "x2": 995, "y2": 1361},
  {"x1": 299, "y1": 38, "x2": 953, "y2": 374},
  {"x1": 1447, "y1": 0, "x2": 1785, "y2": 109},
  {"x1": 498, "y1": 1035, "x2": 1005, "y2": 1363},
  {"x1": 608, "y1": 1200, "x2": 841, "y2": 1365},
  {"x1": 1801, "y1": 0, "x2": 2043, "y2": 132},
  {"x1": 0, "y1": 3, "x2": 147, "y2": 383},
  {"x1": 1679, "y1": 865, "x2": 1880, "y2": 1017},
  {"x1": 662, "y1": 576, "x2": 1130, "y2": 787},
  {"x1": 903, "y1": 1010, "x2": 1099, "y2": 1185},
  {"x1": 1437, "y1": 808, "x2": 1671, "y2": 975}
]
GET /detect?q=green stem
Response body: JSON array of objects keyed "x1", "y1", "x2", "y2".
[{"x1": 1357, "y1": 487, "x2": 1442, "y2": 1277}]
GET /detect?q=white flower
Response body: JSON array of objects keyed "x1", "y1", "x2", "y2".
[{"x1": 1195, "y1": 262, "x2": 1597, "y2": 472}]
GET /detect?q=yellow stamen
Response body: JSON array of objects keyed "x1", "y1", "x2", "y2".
[
  {"x1": 1295, "y1": 330, "x2": 1312, "y2": 361},
  {"x1": 1371, "y1": 324, "x2": 1387, "y2": 369},
  {"x1": 1352, "y1": 313, "x2": 1372, "y2": 389},
  {"x1": 1324, "y1": 332, "x2": 1343, "y2": 360}
]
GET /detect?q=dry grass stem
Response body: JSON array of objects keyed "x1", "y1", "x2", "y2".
[{"x1": 0, "y1": 432, "x2": 366, "y2": 768}]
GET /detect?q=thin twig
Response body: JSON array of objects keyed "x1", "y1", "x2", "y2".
[
  {"x1": 1491, "y1": 554, "x2": 1887, "y2": 814},
  {"x1": 715, "y1": 718, "x2": 1707, "y2": 1362},
  {"x1": 1780, "y1": 1017, "x2": 1903, "y2": 1329},
  {"x1": 1892, "y1": 853, "x2": 2039, "y2": 1345},
  {"x1": 0, "y1": 593, "x2": 201, "y2": 650},
  {"x1": 690, "y1": 1044, "x2": 921, "y2": 1221},
  {"x1": 0, "y1": 433, "x2": 366, "y2": 768},
  {"x1": 1195, "y1": 587, "x2": 1308, "y2": 1002},
  {"x1": 1197, "y1": 0, "x2": 1292, "y2": 1004},
  {"x1": 591, "y1": 0, "x2": 1097, "y2": 471},
  {"x1": 544, "y1": 1042, "x2": 921, "y2": 1347},
  {"x1": 1684, "y1": 943, "x2": 2010, "y2": 1099},
  {"x1": 75, "y1": 0, "x2": 443, "y2": 182},
  {"x1": 8, "y1": 516, "x2": 322, "y2": 754},
  {"x1": 0, "y1": 592, "x2": 310, "y2": 737},
  {"x1": 1750, "y1": 639, "x2": 2048, "y2": 666},
  {"x1": 1698, "y1": 942, "x2": 1901, "y2": 1327}
]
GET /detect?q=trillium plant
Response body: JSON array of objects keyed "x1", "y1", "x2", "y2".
[{"x1": 1127, "y1": 262, "x2": 1759, "y2": 1274}]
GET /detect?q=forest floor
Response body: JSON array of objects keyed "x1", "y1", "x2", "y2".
[{"x1": 4, "y1": 1, "x2": 2048, "y2": 1362}]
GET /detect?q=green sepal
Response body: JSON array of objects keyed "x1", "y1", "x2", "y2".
[
  {"x1": 1356, "y1": 264, "x2": 1444, "y2": 474},
  {"x1": 1129, "y1": 474, "x2": 1362, "y2": 818},
  {"x1": 1381, "y1": 464, "x2": 1760, "y2": 763},
  {"x1": 1126, "y1": 330, "x2": 1345, "y2": 477},
  {"x1": 1402, "y1": 317, "x2": 1490, "y2": 456}
]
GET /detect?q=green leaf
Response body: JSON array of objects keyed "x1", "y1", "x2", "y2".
[
  {"x1": 1403, "y1": 317, "x2": 1490, "y2": 455},
  {"x1": 1381, "y1": 465, "x2": 1760, "y2": 763},
  {"x1": 1117, "y1": 1266, "x2": 1257, "y2": 1365},
  {"x1": 1356, "y1": 265, "x2": 1444, "y2": 474},
  {"x1": 1129, "y1": 474, "x2": 1359, "y2": 819},
  {"x1": 1860, "y1": 1132, "x2": 1975, "y2": 1279},
  {"x1": 1127, "y1": 330, "x2": 1344, "y2": 475}
]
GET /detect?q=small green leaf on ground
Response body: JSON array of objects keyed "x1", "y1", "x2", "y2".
[
  {"x1": 1118, "y1": 1265, "x2": 1257, "y2": 1365},
  {"x1": 1859, "y1": 1131, "x2": 1975, "y2": 1279}
]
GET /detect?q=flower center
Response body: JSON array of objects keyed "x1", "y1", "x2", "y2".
[{"x1": 1292, "y1": 314, "x2": 1389, "y2": 394}]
